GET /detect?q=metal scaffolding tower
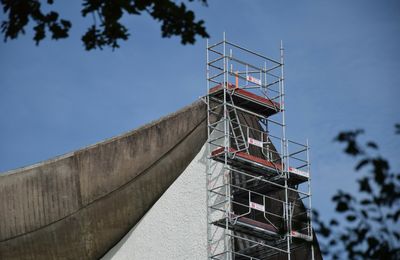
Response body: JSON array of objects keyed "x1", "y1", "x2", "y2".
[{"x1": 206, "y1": 34, "x2": 314, "y2": 260}]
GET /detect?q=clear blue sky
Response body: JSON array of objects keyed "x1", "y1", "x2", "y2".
[{"x1": 1, "y1": 1, "x2": 399, "y2": 220}]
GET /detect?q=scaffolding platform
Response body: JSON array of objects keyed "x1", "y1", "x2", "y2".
[
  {"x1": 213, "y1": 214, "x2": 280, "y2": 240},
  {"x1": 233, "y1": 239, "x2": 310, "y2": 260},
  {"x1": 211, "y1": 147, "x2": 309, "y2": 185},
  {"x1": 209, "y1": 83, "x2": 280, "y2": 117},
  {"x1": 214, "y1": 215, "x2": 312, "y2": 243}
]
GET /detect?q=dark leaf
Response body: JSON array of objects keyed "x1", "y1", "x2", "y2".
[
  {"x1": 394, "y1": 210, "x2": 400, "y2": 222},
  {"x1": 358, "y1": 177, "x2": 372, "y2": 193},
  {"x1": 343, "y1": 193, "x2": 353, "y2": 201},
  {"x1": 46, "y1": 11, "x2": 58, "y2": 22},
  {"x1": 346, "y1": 215, "x2": 357, "y2": 221},
  {"x1": 319, "y1": 223, "x2": 331, "y2": 237},
  {"x1": 340, "y1": 234, "x2": 349, "y2": 241},
  {"x1": 367, "y1": 237, "x2": 379, "y2": 249},
  {"x1": 312, "y1": 209, "x2": 319, "y2": 218},
  {"x1": 334, "y1": 129, "x2": 364, "y2": 156},
  {"x1": 336, "y1": 201, "x2": 349, "y2": 212},
  {"x1": 345, "y1": 141, "x2": 363, "y2": 156},
  {"x1": 381, "y1": 183, "x2": 395, "y2": 198},
  {"x1": 49, "y1": 22, "x2": 69, "y2": 39},
  {"x1": 395, "y1": 123, "x2": 400, "y2": 134},
  {"x1": 82, "y1": 25, "x2": 106, "y2": 50},
  {"x1": 33, "y1": 23, "x2": 45, "y2": 45},
  {"x1": 330, "y1": 219, "x2": 339, "y2": 226},
  {"x1": 361, "y1": 209, "x2": 368, "y2": 218},
  {"x1": 360, "y1": 199, "x2": 371, "y2": 205},
  {"x1": 366, "y1": 141, "x2": 378, "y2": 149},
  {"x1": 60, "y1": 19, "x2": 71, "y2": 28},
  {"x1": 332, "y1": 194, "x2": 341, "y2": 202},
  {"x1": 1, "y1": 1, "x2": 32, "y2": 40},
  {"x1": 355, "y1": 159, "x2": 370, "y2": 171},
  {"x1": 355, "y1": 228, "x2": 368, "y2": 241},
  {"x1": 372, "y1": 158, "x2": 389, "y2": 185},
  {"x1": 346, "y1": 239, "x2": 361, "y2": 254}
]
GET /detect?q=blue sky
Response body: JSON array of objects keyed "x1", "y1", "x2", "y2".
[{"x1": 1, "y1": 0, "x2": 399, "y2": 220}]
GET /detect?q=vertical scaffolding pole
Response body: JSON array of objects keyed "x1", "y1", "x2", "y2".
[
  {"x1": 206, "y1": 38, "x2": 211, "y2": 260},
  {"x1": 279, "y1": 40, "x2": 291, "y2": 260},
  {"x1": 222, "y1": 32, "x2": 232, "y2": 260},
  {"x1": 307, "y1": 139, "x2": 315, "y2": 260}
]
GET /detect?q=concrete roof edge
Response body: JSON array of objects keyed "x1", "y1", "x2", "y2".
[{"x1": 0, "y1": 99, "x2": 204, "y2": 176}]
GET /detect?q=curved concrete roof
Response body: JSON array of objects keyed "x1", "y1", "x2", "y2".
[{"x1": 0, "y1": 100, "x2": 207, "y2": 259}]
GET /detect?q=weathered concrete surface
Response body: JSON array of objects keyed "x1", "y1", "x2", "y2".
[
  {"x1": 0, "y1": 100, "x2": 207, "y2": 259},
  {"x1": 102, "y1": 143, "x2": 208, "y2": 260}
]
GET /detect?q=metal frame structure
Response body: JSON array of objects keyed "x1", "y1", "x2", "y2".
[{"x1": 206, "y1": 34, "x2": 314, "y2": 260}]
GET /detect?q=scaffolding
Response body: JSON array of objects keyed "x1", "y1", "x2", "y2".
[{"x1": 206, "y1": 34, "x2": 314, "y2": 260}]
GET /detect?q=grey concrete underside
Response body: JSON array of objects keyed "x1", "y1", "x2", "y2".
[{"x1": 0, "y1": 100, "x2": 207, "y2": 259}]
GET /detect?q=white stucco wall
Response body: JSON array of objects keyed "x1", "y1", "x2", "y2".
[{"x1": 102, "y1": 144, "x2": 208, "y2": 260}]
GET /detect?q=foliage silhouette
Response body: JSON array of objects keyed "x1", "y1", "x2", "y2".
[
  {"x1": 1, "y1": 0, "x2": 209, "y2": 50},
  {"x1": 313, "y1": 124, "x2": 400, "y2": 259}
]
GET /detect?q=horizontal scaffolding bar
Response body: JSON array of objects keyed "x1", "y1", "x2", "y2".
[{"x1": 225, "y1": 41, "x2": 282, "y2": 65}]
